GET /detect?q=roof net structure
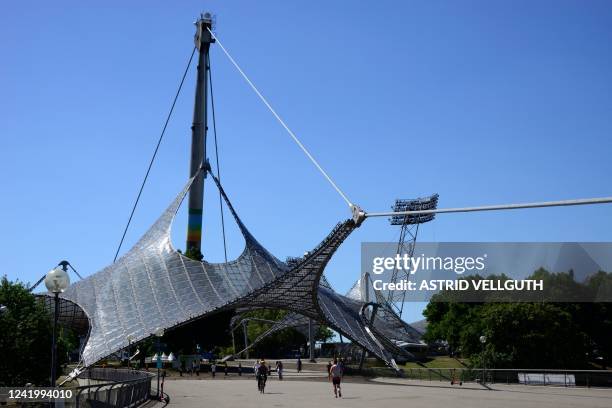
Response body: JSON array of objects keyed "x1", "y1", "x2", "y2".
[
  {"x1": 235, "y1": 281, "x2": 424, "y2": 363},
  {"x1": 48, "y1": 169, "x2": 420, "y2": 369}
]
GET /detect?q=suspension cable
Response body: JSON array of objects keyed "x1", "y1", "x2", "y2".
[
  {"x1": 208, "y1": 53, "x2": 228, "y2": 263},
  {"x1": 28, "y1": 275, "x2": 47, "y2": 292},
  {"x1": 113, "y1": 47, "x2": 197, "y2": 262},
  {"x1": 67, "y1": 262, "x2": 84, "y2": 280},
  {"x1": 28, "y1": 262, "x2": 83, "y2": 292},
  {"x1": 366, "y1": 196, "x2": 612, "y2": 218},
  {"x1": 206, "y1": 27, "x2": 353, "y2": 208}
]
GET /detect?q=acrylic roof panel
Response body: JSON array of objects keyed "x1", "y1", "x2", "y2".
[{"x1": 59, "y1": 169, "x2": 418, "y2": 368}]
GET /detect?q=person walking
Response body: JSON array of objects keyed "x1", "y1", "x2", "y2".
[
  {"x1": 276, "y1": 361, "x2": 283, "y2": 380},
  {"x1": 297, "y1": 357, "x2": 302, "y2": 373},
  {"x1": 253, "y1": 360, "x2": 260, "y2": 379},
  {"x1": 329, "y1": 358, "x2": 343, "y2": 398},
  {"x1": 224, "y1": 363, "x2": 228, "y2": 377},
  {"x1": 327, "y1": 361, "x2": 332, "y2": 381},
  {"x1": 253, "y1": 359, "x2": 261, "y2": 392},
  {"x1": 211, "y1": 362, "x2": 216, "y2": 378}
]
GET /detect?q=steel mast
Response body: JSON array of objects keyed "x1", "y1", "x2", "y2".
[{"x1": 186, "y1": 13, "x2": 215, "y2": 258}]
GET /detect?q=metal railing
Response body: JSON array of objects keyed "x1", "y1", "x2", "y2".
[
  {"x1": 398, "y1": 367, "x2": 612, "y2": 387},
  {"x1": 71, "y1": 368, "x2": 154, "y2": 407}
]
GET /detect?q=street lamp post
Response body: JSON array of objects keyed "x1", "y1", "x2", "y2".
[
  {"x1": 126, "y1": 334, "x2": 134, "y2": 369},
  {"x1": 154, "y1": 328, "x2": 164, "y2": 400},
  {"x1": 479, "y1": 335, "x2": 487, "y2": 385},
  {"x1": 45, "y1": 262, "x2": 70, "y2": 388}
]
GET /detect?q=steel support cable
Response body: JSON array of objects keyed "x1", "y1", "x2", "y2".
[
  {"x1": 113, "y1": 47, "x2": 197, "y2": 262},
  {"x1": 208, "y1": 54, "x2": 228, "y2": 263},
  {"x1": 28, "y1": 262, "x2": 83, "y2": 292},
  {"x1": 28, "y1": 275, "x2": 46, "y2": 292},
  {"x1": 206, "y1": 28, "x2": 353, "y2": 208},
  {"x1": 67, "y1": 262, "x2": 84, "y2": 280},
  {"x1": 366, "y1": 196, "x2": 612, "y2": 218},
  {"x1": 203, "y1": 29, "x2": 612, "y2": 223}
]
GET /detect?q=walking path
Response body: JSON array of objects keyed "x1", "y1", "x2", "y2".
[{"x1": 160, "y1": 377, "x2": 612, "y2": 408}]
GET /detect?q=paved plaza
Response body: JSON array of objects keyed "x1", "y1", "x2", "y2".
[{"x1": 160, "y1": 377, "x2": 612, "y2": 408}]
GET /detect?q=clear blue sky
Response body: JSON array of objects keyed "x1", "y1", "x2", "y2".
[{"x1": 1, "y1": 1, "x2": 611, "y2": 323}]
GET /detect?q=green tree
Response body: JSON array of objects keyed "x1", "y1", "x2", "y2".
[
  {"x1": 242, "y1": 309, "x2": 333, "y2": 358},
  {"x1": 423, "y1": 270, "x2": 612, "y2": 369},
  {"x1": 477, "y1": 303, "x2": 586, "y2": 368},
  {"x1": 0, "y1": 277, "x2": 75, "y2": 386}
]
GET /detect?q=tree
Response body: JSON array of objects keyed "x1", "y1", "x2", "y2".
[
  {"x1": 0, "y1": 277, "x2": 75, "y2": 386},
  {"x1": 423, "y1": 270, "x2": 612, "y2": 369},
  {"x1": 242, "y1": 309, "x2": 333, "y2": 358},
  {"x1": 477, "y1": 303, "x2": 586, "y2": 368}
]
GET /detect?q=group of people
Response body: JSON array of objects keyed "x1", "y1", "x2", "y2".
[
  {"x1": 252, "y1": 357, "x2": 344, "y2": 398},
  {"x1": 178, "y1": 359, "x2": 246, "y2": 378},
  {"x1": 210, "y1": 361, "x2": 244, "y2": 377},
  {"x1": 178, "y1": 358, "x2": 201, "y2": 376}
]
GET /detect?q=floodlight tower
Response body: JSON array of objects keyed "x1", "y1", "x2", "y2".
[
  {"x1": 384, "y1": 194, "x2": 439, "y2": 318},
  {"x1": 186, "y1": 13, "x2": 215, "y2": 257}
]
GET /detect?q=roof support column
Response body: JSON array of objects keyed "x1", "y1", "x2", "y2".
[
  {"x1": 242, "y1": 320, "x2": 250, "y2": 359},
  {"x1": 308, "y1": 318, "x2": 316, "y2": 362},
  {"x1": 186, "y1": 14, "x2": 214, "y2": 257}
]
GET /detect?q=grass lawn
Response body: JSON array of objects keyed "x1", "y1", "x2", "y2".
[{"x1": 403, "y1": 356, "x2": 467, "y2": 369}]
